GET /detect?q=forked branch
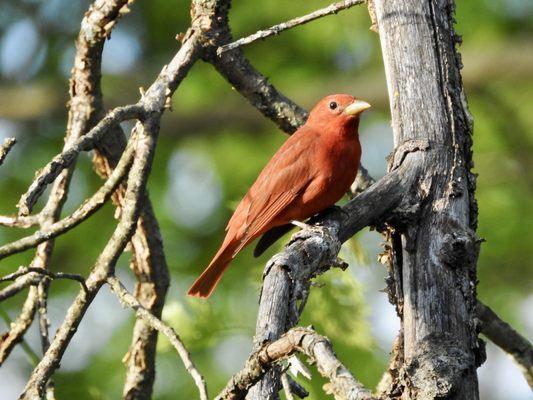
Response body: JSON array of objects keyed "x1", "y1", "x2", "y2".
[{"x1": 216, "y1": 327, "x2": 373, "y2": 400}]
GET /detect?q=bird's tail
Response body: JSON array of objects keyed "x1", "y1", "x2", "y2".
[{"x1": 187, "y1": 239, "x2": 238, "y2": 298}]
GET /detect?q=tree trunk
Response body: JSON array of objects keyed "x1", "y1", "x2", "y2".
[
  {"x1": 374, "y1": 0, "x2": 481, "y2": 398},
  {"x1": 248, "y1": 0, "x2": 482, "y2": 398}
]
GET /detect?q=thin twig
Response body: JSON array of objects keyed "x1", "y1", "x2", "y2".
[
  {"x1": 17, "y1": 104, "x2": 144, "y2": 216},
  {"x1": 477, "y1": 301, "x2": 533, "y2": 388},
  {"x1": 0, "y1": 141, "x2": 135, "y2": 259},
  {"x1": 285, "y1": 374, "x2": 309, "y2": 399},
  {"x1": 37, "y1": 280, "x2": 56, "y2": 400},
  {"x1": 0, "y1": 266, "x2": 87, "y2": 292},
  {"x1": 0, "y1": 137, "x2": 16, "y2": 166},
  {"x1": 107, "y1": 276, "x2": 208, "y2": 400},
  {"x1": 218, "y1": 0, "x2": 365, "y2": 54}
]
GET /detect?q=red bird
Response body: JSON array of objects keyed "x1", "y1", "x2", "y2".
[{"x1": 188, "y1": 94, "x2": 371, "y2": 298}]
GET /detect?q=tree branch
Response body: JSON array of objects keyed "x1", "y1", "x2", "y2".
[
  {"x1": 0, "y1": 137, "x2": 16, "y2": 166},
  {"x1": 19, "y1": 116, "x2": 157, "y2": 399},
  {"x1": 107, "y1": 276, "x2": 208, "y2": 400},
  {"x1": 218, "y1": 0, "x2": 365, "y2": 54},
  {"x1": 0, "y1": 275, "x2": 37, "y2": 302},
  {"x1": 477, "y1": 301, "x2": 533, "y2": 388},
  {"x1": 0, "y1": 142, "x2": 135, "y2": 259},
  {"x1": 0, "y1": 266, "x2": 87, "y2": 291},
  {"x1": 18, "y1": 20, "x2": 201, "y2": 396},
  {"x1": 0, "y1": 287, "x2": 38, "y2": 366},
  {"x1": 0, "y1": 214, "x2": 40, "y2": 229},
  {"x1": 216, "y1": 327, "x2": 373, "y2": 400},
  {"x1": 17, "y1": 104, "x2": 144, "y2": 216}
]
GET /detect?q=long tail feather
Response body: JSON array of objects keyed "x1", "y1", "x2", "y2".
[{"x1": 187, "y1": 242, "x2": 237, "y2": 298}]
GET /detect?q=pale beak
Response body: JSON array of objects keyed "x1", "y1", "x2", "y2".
[{"x1": 343, "y1": 100, "x2": 371, "y2": 116}]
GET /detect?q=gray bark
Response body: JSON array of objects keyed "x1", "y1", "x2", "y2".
[{"x1": 374, "y1": 0, "x2": 480, "y2": 398}]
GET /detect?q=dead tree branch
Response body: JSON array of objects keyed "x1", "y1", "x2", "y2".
[
  {"x1": 60, "y1": 0, "x2": 173, "y2": 397},
  {"x1": 216, "y1": 327, "x2": 373, "y2": 400},
  {"x1": 0, "y1": 214, "x2": 40, "y2": 229},
  {"x1": 0, "y1": 142, "x2": 135, "y2": 259},
  {"x1": 18, "y1": 18, "x2": 201, "y2": 397},
  {"x1": 477, "y1": 302, "x2": 533, "y2": 388},
  {"x1": 0, "y1": 275, "x2": 37, "y2": 302},
  {"x1": 0, "y1": 137, "x2": 16, "y2": 166},
  {"x1": 0, "y1": 288, "x2": 38, "y2": 366},
  {"x1": 218, "y1": 0, "x2": 365, "y2": 54},
  {"x1": 107, "y1": 276, "x2": 208, "y2": 400},
  {"x1": 19, "y1": 117, "x2": 157, "y2": 399},
  {"x1": 17, "y1": 103, "x2": 144, "y2": 216},
  {"x1": 0, "y1": 266, "x2": 87, "y2": 290}
]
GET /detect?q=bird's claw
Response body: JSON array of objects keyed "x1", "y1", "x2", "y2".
[{"x1": 290, "y1": 220, "x2": 313, "y2": 230}]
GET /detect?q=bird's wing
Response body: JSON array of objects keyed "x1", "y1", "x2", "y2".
[{"x1": 227, "y1": 127, "x2": 320, "y2": 254}]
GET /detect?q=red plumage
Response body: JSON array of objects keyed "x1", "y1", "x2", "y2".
[{"x1": 188, "y1": 94, "x2": 370, "y2": 298}]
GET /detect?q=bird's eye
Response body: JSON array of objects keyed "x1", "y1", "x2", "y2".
[{"x1": 329, "y1": 101, "x2": 338, "y2": 110}]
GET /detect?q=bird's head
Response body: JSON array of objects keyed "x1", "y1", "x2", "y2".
[{"x1": 307, "y1": 94, "x2": 371, "y2": 131}]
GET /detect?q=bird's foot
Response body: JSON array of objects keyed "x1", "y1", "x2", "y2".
[
  {"x1": 291, "y1": 220, "x2": 327, "y2": 242},
  {"x1": 290, "y1": 220, "x2": 313, "y2": 230}
]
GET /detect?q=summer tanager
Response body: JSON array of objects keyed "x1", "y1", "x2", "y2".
[{"x1": 188, "y1": 94, "x2": 371, "y2": 298}]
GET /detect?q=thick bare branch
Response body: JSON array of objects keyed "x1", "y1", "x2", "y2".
[
  {"x1": 217, "y1": 327, "x2": 373, "y2": 400},
  {"x1": 477, "y1": 301, "x2": 533, "y2": 388},
  {"x1": 218, "y1": 0, "x2": 364, "y2": 54},
  {"x1": 107, "y1": 276, "x2": 208, "y2": 400}
]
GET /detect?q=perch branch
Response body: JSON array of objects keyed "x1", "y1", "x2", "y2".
[
  {"x1": 216, "y1": 327, "x2": 373, "y2": 400},
  {"x1": 218, "y1": 0, "x2": 365, "y2": 54},
  {"x1": 107, "y1": 276, "x2": 208, "y2": 400}
]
